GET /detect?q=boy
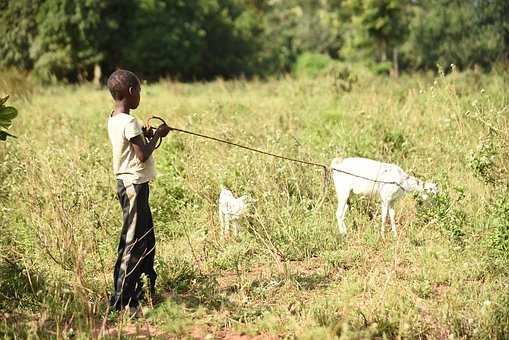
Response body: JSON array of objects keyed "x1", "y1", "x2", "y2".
[{"x1": 106, "y1": 69, "x2": 170, "y2": 312}]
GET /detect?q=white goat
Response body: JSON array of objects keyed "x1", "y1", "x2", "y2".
[
  {"x1": 331, "y1": 157, "x2": 437, "y2": 237},
  {"x1": 218, "y1": 187, "x2": 252, "y2": 237}
]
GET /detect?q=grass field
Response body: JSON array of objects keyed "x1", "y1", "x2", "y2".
[{"x1": 1, "y1": 69, "x2": 509, "y2": 338}]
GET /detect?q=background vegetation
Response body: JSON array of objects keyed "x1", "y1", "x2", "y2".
[
  {"x1": 2, "y1": 0, "x2": 509, "y2": 338},
  {"x1": 1, "y1": 0, "x2": 509, "y2": 81},
  {"x1": 1, "y1": 66, "x2": 509, "y2": 337}
]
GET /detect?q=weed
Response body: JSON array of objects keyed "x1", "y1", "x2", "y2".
[
  {"x1": 416, "y1": 186, "x2": 467, "y2": 242},
  {"x1": 2, "y1": 71, "x2": 509, "y2": 337},
  {"x1": 468, "y1": 134, "x2": 498, "y2": 184}
]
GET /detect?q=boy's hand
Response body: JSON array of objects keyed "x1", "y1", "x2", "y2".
[{"x1": 155, "y1": 123, "x2": 171, "y2": 138}]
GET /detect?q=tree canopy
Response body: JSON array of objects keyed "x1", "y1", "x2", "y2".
[{"x1": 0, "y1": 0, "x2": 507, "y2": 82}]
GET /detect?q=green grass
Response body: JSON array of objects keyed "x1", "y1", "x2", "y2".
[{"x1": 1, "y1": 69, "x2": 509, "y2": 338}]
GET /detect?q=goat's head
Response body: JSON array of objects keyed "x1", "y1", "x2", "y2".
[
  {"x1": 239, "y1": 195, "x2": 256, "y2": 207},
  {"x1": 419, "y1": 181, "x2": 438, "y2": 200}
]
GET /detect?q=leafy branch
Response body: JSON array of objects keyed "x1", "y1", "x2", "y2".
[{"x1": 0, "y1": 96, "x2": 18, "y2": 141}]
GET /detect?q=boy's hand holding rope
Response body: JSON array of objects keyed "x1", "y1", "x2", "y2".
[{"x1": 143, "y1": 116, "x2": 170, "y2": 148}]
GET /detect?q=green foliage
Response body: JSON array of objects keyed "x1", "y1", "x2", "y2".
[
  {"x1": 342, "y1": 0, "x2": 410, "y2": 72},
  {"x1": 481, "y1": 292, "x2": 509, "y2": 338},
  {"x1": 120, "y1": 0, "x2": 265, "y2": 80},
  {"x1": 2, "y1": 72, "x2": 509, "y2": 338},
  {"x1": 330, "y1": 64, "x2": 358, "y2": 93},
  {"x1": 2, "y1": 0, "x2": 509, "y2": 79},
  {"x1": 0, "y1": 96, "x2": 18, "y2": 140},
  {"x1": 416, "y1": 187, "x2": 467, "y2": 242},
  {"x1": 0, "y1": 260, "x2": 44, "y2": 311},
  {"x1": 403, "y1": 0, "x2": 507, "y2": 71},
  {"x1": 30, "y1": 0, "x2": 110, "y2": 82},
  {"x1": 486, "y1": 192, "x2": 509, "y2": 268},
  {"x1": 468, "y1": 134, "x2": 498, "y2": 184},
  {"x1": 158, "y1": 257, "x2": 201, "y2": 293},
  {"x1": 293, "y1": 53, "x2": 334, "y2": 78},
  {"x1": 0, "y1": 0, "x2": 41, "y2": 70},
  {"x1": 381, "y1": 130, "x2": 410, "y2": 156}
]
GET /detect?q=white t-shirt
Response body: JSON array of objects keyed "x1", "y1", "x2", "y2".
[{"x1": 107, "y1": 113, "x2": 156, "y2": 184}]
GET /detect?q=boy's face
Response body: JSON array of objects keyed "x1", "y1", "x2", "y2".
[{"x1": 127, "y1": 84, "x2": 141, "y2": 109}]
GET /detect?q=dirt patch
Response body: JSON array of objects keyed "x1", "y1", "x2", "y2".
[
  {"x1": 93, "y1": 318, "x2": 169, "y2": 339},
  {"x1": 217, "y1": 329, "x2": 279, "y2": 340},
  {"x1": 432, "y1": 282, "x2": 450, "y2": 298}
]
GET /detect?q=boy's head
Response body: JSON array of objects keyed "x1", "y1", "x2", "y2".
[{"x1": 107, "y1": 69, "x2": 141, "y2": 109}]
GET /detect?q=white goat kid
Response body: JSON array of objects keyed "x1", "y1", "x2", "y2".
[
  {"x1": 331, "y1": 157, "x2": 437, "y2": 237},
  {"x1": 218, "y1": 187, "x2": 252, "y2": 237}
]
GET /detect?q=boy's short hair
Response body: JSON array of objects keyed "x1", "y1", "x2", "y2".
[{"x1": 107, "y1": 69, "x2": 140, "y2": 100}]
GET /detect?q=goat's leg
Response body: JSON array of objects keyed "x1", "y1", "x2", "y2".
[
  {"x1": 219, "y1": 209, "x2": 226, "y2": 237},
  {"x1": 380, "y1": 202, "x2": 389, "y2": 236},
  {"x1": 232, "y1": 219, "x2": 240, "y2": 237},
  {"x1": 388, "y1": 206, "x2": 397, "y2": 238},
  {"x1": 223, "y1": 215, "x2": 231, "y2": 238},
  {"x1": 336, "y1": 198, "x2": 349, "y2": 235}
]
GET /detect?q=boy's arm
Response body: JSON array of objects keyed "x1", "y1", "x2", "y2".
[
  {"x1": 130, "y1": 134, "x2": 160, "y2": 162},
  {"x1": 130, "y1": 124, "x2": 171, "y2": 162}
]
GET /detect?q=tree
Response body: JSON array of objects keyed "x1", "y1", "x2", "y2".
[
  {"x1": 403, "y1": 0, "x2": 508, "y2": 71},
  {"x1": 30, "y1": 0, "x2": 111, "y2": 82},
  {"x1": 342, "y1": 0, "x2": 411, "y2": 75},
  {"x1": 0, "y1": 0, "x2": 42, "y2": 70},
  {"x1": 122, "y1": 0, "x2": 264, "y2": 80}
]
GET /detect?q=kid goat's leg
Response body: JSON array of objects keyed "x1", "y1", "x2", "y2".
[
  {"x1": 219, "y1": 207, "x2": 224, "y2": 236},
  {"x1": 381, "y1": 201, "x2": 389, "y2": 236},
  {"x1": 388, "y1": 206, "x2": 397, "y2": 237},
  {"x1": 232, "y1": 219, "x2": 240, "y2": 237}
]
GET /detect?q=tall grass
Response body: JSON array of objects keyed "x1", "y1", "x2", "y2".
[{"x1": 1, "y1": 68, "x2": 509, "y2": 338}]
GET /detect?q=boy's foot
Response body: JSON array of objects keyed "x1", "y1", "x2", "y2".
[
  {"x1": 126, "y1": 305, "x2": 142, "y2": 319},
  {"x1": 151, "y1": 293, "x2": 164, "y2": 306}
]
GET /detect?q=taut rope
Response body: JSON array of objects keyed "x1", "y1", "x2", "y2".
[{"x1": 146, "y1": 116, "x2": 407, "y2": 192}]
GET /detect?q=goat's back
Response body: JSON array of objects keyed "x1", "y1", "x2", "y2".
[{"x1": 331, "y1": 157, "x2": 404, "y2": 195}]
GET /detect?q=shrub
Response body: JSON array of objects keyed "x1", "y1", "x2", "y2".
[
  {"x1": 329, "y1": 64, "x2": 358, "y2": 93},
  {"x1": 485, "y1": 191, "x2": 509, "y2": 270},
  {"x1": 416, "y1": 187, "x2": 467, "y2": 242},
  {"x1": 370, "y1": 61, "x2": 392, "y2": 75},
  {"x1": 293, "y1": 53, "x2": 334, "y2": 78},
  {"x1": 468, "y1": 134, "x2": 498, "y2": 184},
  {"x1": 158, "y1": 257, "x2": 200, "y2": 293},
  {"x1": 0, "y1": 96, "x2": 18, "y2": 140}
]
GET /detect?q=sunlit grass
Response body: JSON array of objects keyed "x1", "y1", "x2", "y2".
[{"x1": 1, "y1": 69, "x2": 508, "y2": 338}]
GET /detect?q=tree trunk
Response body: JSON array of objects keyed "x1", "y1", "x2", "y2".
[
  {"x1": 93, "y1": 64, "x2": 102, "y2": 87},
  {"x1": 380, "y1": 41, "x2": 387, "y2": 62},
  {"x1": 392, "y1": 48, "x2": 399, "y2": 78}
]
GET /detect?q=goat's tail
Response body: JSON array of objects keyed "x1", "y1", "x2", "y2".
[{"x1": 330, "y1": 157, "x2": 343, "y2": 170}]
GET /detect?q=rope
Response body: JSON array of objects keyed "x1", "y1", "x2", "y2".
[
  {"x1": 167, "y1": 126, "x2": 406, "y2": 191},
  {"x1": 170, "y1": 127, "x2": 327, "y2": 169},
  {"x1": 146, "y1": 115, "x2": 406, "y2": 191}
]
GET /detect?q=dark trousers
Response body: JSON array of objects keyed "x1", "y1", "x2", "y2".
[{"x1": 110, "y1": 180, "x2": 157, "y2": 310}]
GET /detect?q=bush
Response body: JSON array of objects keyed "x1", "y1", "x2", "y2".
[
  {"x1": 468, "y1": 134, "x2": 498, "y2": 184},
  {"x1": 485, "y1": 191, "x2": 509, "y2": 270},
  {"x1": 0, "y1": 95, "x2": 18, "y2": 141},
  {"x1": 368, "y1": 61, "x2": 393, "y2": 75},
  {"x1": 0, "y1": 69, "x2": 34, "y2": 99},
  {"x1": 293, "y1": 53, "x2": 334, "y2": 78},
  {"x1": 416, "y1": 187, "x2": 467, "y2": 242}
]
